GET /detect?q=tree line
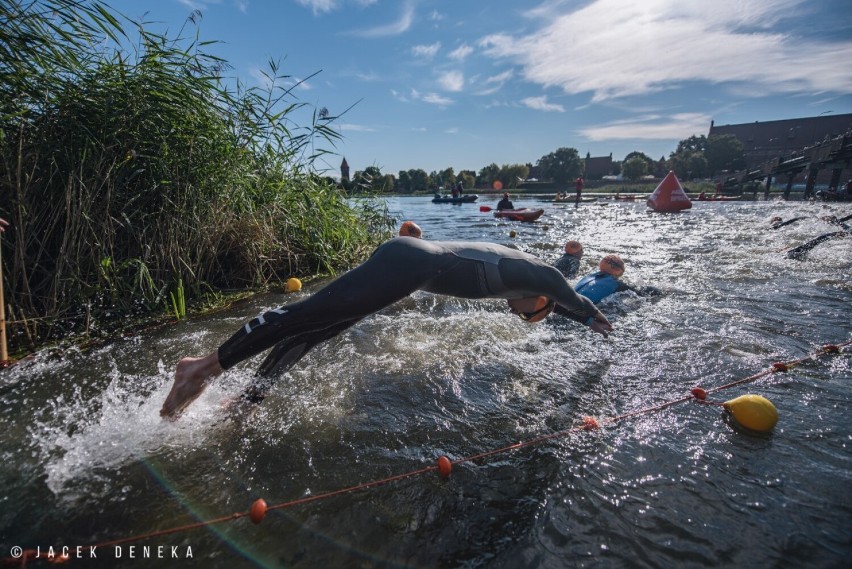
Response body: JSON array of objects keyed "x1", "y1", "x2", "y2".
[{"x1": 343, "y1": 134, "x2": 746, "y2": 193}]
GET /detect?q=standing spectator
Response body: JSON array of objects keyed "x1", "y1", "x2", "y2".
[{"x1": 574, "y1": 176, "x2": 585, "y2": 208}]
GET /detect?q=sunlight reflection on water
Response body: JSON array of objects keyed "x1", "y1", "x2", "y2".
[{"x1": 1, "y1": 195, "x2": 850, "y2": 567}]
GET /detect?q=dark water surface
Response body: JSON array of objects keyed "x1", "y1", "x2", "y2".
[{"x1": 1, "y1": 195, "x2": 850, "y2": 568}]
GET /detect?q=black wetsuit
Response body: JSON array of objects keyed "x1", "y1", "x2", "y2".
[
  {"x1": 218, "y1": 238, "x2": 599, "y2": 403},
  {"x1": 496, "y1": 198, "x2": 514, "y2": 211},
  {"x1": 553, "y1": 254, "x2": 581, "y2": 279}
]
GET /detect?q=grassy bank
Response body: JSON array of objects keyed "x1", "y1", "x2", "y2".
[{"x1": 0, "y1": 0, "x2": 393, "y2": 357}]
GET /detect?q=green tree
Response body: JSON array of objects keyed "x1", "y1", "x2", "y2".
[
  {"x1": 705, "y1": 134, "x2": 745, "y2": 175},
  {"x1": 624, "y1": 151, "x2": 655, "y2": 173},
  {"x1": 622, "y1": 157, "x2": 648, "y2": 182},
  {"x1": 397, "y1": 170, "x2": 412, "y2": 192},
  {"x1": 536, "y1": 147, "x2": 583, "y2": 187},
  {"x1": 478, "y1": 163, "x2": 500, "y2": 188},
  {"x1": 458, "y1": 170, "x2": 476, "y2": 191},
  {"x1": 408, "y1": 169, "x2": 429, "y2": 192},
  {"x1": 499, "y1": 164, "x2": 530, "y2": 189}
]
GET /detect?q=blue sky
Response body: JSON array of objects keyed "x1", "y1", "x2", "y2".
[{"x1": 107, "y1": 0, "x2": 852, "y2": 178}]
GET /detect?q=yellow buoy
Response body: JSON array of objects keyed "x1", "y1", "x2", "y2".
[
  {"x1": 722, "y1": 394, "x2": 778, "y2": 433},
  {"x1": 509, "y1": 230, "x2": 517, "y2": 238},
  {"x1": 285, "y1": 277, "x2": 302, "y2": 293}
]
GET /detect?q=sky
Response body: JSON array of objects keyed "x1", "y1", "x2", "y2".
[{"x1": 106, "y1": 0, "x2": 852, "y2": 179}]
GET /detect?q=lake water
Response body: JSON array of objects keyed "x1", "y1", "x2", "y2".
[{"x1": 1, "y1": 194, "x2": 850, "y2": 568}]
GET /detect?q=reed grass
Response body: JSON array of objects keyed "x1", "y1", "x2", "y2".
[{"x1": 0, "y1": 0, "x2": 392, "y2": 353}]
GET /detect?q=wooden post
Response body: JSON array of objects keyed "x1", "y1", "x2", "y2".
[
  {"x1": 0, "y1": 233, "x2": 7, "y2": 363},
  {"x1": 804, "y1": 166, "x2": 819, "y2": 199},
  {"x1": 784, "y1": 173, "x2": 795, "y2": 200},
  {"x1": 764, "y1": 174, "x2": 773, "y2": 200}
]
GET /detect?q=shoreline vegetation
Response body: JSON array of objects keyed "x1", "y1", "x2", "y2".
[{"x1": 0, "y1": 0, "x2": 394, "y2": 362}]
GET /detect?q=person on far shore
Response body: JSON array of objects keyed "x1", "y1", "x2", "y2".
[
  {"x1": 574, "y1": 176, "x2": 584, "y2": 208},
  {"x1": 553, "y1": 240, "x2": 583, "y2": 279},
  {"x1": 496, "y1": 192, "x2": 514, "y2": 211}
]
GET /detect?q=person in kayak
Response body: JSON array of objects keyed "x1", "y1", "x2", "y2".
[
  {"x1": 553, "y1": 240, "x2": 583, "y2": 279},
  {"x1": 160, "y1": 238, "x2": 613, "y2": 419},
  {"x1": 496, "y1": 192, "x2": 514, "y2": 211}
]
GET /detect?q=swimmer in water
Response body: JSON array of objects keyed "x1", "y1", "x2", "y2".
[
  {"x1": 554, "y1": 254, "x2": 660, "y2": 312},
  {"x1": 552, "y1": 240, "x2": 584, "y2": 279},
  {"x1": 161, "y1": 238, "x2": 613, "y2": 419}
]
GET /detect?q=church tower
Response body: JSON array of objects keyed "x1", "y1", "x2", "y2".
[{"x1": 340, "y1": 157, "x2": 350, "y2": 182}]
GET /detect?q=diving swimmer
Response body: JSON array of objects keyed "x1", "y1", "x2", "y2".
[{"x1": 161, "y1": 238, "x2": 613, "y2": 419}]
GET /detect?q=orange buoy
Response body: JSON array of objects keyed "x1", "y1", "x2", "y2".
[
  {"x1": 582, "y1": 416, "x2": 600, "y2": 430},
  {"x1": 691, "y1": 387, "x2": 707, "y2": 400},
  {"x1": 437, "y1": 455, "x2": 453, "y2": 478},
  {"x1": 249, "y1": 498, "x2": 267, "y2": 524},
  {"x1": 646, "y1": 171, "x2": 692, "y2": 212}
]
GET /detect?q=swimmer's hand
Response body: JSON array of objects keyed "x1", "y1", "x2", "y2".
[{"x1": 588, "y1": 311, "x2": 613, "y2": 338}]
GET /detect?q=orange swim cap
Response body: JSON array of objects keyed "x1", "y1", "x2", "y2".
[
  {"x1": 399, "y1": 221, "x2": 422, "y2": 238},
  {"x1": 508, "y1": 296, "x2": 555, "y2": 323},
  {"x1": 599, "y1": 254, "x2": 625, "y2": 277},
  {"x1": 564, "y1": 240, "x2": 583, "y2": 256}
]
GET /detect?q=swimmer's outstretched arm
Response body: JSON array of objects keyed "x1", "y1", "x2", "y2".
[{"x1": 502, "y1": 260, "x2": 612, "y2": 336}]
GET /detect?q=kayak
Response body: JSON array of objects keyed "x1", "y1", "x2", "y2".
[
  {"x1": 432, "y1": 194, "x2": 478, "y2": 204},
  {"x1": 696, "y1": 195, "x2": 741, "y2": 201},
  {"x1": 554, "y1": 196, "x2": 596, "y2": 203},
  {"x1": 493, "y1": 208, "x2": 544, "y2": 222}
]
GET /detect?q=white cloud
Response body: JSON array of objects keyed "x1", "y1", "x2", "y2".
[
  {"x1": 522, "y1": 96, "x2": 564, "y2": 112},
  {"x1": 295, "y1": 0, "x2": 337, "y2": 14},
  {"x1": 579, "y1": 113, "x2": 712, "y2": 141},
  {"x1": 479, "y1": 0, "x2": 852, "y2": 101},
  {"x1": 412, "y1": 42, "x2": 441, "y2": 58},
  {"x1": 352, "y1": 1, "x2": 415, "y2": 37},
  {"x1": 422, "y1": 93, "x2": 454, "y2": 106},
  {"x1": 448, "y1": 43, "x2": 473, "y2": 61},
  {"x1": 438, "y1": 70, "x2": 464, "y2": 92},
  {"x1": 338, "y1": 123, "x2": 376, "y2": 132}
]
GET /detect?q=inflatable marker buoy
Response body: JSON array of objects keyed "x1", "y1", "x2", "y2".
[
  {"x1": 285, "y1": 277, "x2": 302, "y2": 293},
  {"x1": 723, "y1": 394, "x2": 778, "y2": 433},
  {"x1": 646, "y1": 171, "x2": 692, "y2": 212}
]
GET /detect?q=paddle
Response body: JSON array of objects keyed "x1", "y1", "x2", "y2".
[{"x1": 479, "y1": 206, "x2": 493, "y2": 212}]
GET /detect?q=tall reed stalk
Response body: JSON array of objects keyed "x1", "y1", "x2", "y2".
[{"x1": 0, "y1": 0, "x2": 393, "y2": 354}]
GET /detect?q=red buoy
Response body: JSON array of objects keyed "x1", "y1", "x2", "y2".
[
  {"x1": 772, "y1": 362, "x2": 789, "y2": 372},
  {"x1": 691, "y1": 387, "x2": 707, "y2": 400},
  {"x1": 249, "y1": 498, "x2": 267, "y2": 524},
  {"x1": 646, "y1": 171, "x2": 692, "y2": 212},
  {"x1": 437, "y1": 455, "x2": 453, "y2": 478}
]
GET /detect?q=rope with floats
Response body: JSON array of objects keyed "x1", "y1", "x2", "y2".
[{"x1": 3, "y1": 339, "x2": 850, "y2": 567}]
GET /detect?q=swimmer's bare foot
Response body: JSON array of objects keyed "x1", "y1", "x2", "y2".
[{"x1": 160, "y1": 353, "x2": 224, "y2": 420}]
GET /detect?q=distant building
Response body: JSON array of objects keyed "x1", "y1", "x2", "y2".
[
  {"x1": 708, "y1": 113, "x2": 852, "y2": 170},
  {"x1": 340, "y1": 157, "x2": 350, "y2": 182},
  {"x1": 584, "y1": 152, "x2": 613, "y2": 179}
]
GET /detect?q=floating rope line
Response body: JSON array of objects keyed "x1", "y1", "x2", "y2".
[{"x1": 4, "y1": 339, "x2": 849, "y2": 567}]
